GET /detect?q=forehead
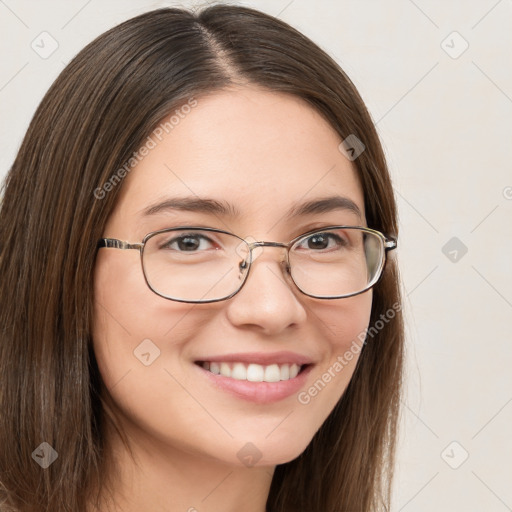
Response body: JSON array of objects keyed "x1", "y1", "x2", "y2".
[{"x1": 112, "y1": 86, "x2": 365, "y2": 229}]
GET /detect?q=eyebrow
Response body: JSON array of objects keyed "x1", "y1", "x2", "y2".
[{"x1": 141, "y1": 195, "x2": 363, "y2": 221}]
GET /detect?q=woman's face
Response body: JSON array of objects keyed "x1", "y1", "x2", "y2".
[{"x1": 93, "y1": 86, "x2": 372, "y2": 467}]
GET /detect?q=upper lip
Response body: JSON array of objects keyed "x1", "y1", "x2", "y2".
[{"x1": 195, "y1": 351, "x2": 315, "y2": 366}]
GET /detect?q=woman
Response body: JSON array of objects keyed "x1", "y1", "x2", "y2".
[{"x1": 0, "y1": 5, "x2": 404, "y2": 512}]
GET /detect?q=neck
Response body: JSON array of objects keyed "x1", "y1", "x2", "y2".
[{"x1": 89, "y1": 415, "x2": 274, "y2": 512}]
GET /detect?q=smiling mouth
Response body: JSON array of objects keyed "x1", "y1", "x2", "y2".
[{"x1": 194, "y1": 361, "x2": 309, "y2": 383}]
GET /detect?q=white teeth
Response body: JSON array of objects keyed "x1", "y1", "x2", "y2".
[
  {"x1": 220, "y1": 362, "x2": 231, "y2": 378},
  {"x1": 200, "y1": 361, "x2": 304, "y2": 382},
  {"x1": 231, "y1": 362, "x2": 247, "y2": 380},
  {"x1": 264, "y1": 364, "x2": 281, "y2": 382},
  {"x1": 247, "y1": 363, "x2": 264, "y2": 382}
]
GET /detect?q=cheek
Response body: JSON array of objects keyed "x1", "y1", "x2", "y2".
[
  {"x1": 91, "y1": 254, "x2": 213, "y2": 447},
  {"x1": 92, "y1": 251, "x2": 189, "y2": 386},
  {"x1": 295, "y1": 290, "x2": 373, "y2": 413},
  {"x1": 315, "y1": 290, "x2": 373, "y2": 352}
]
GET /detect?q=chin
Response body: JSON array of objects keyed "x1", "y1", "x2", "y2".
[{"x1": 229, "y1": 434, "x2": 314, "y2": 468}]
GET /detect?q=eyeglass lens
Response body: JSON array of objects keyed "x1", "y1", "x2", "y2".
[{"x1": 141, "y1": 227, "x2": 385, "y2": 302}]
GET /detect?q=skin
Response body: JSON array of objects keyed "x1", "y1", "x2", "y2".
[{"x1": 92, "y1": 85, "x2": 373, "y2": 512}]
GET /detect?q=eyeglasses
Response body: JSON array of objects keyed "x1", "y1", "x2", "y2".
[{"x1": 97, "y1": 225, "x2": 397, "y2": 303}]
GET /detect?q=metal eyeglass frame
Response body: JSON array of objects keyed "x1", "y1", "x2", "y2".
[{"x1": 97, "y1": 225, "x2": 397, "y2": 303}]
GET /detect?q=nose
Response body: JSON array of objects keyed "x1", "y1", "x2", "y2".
[{"x1": 225, "y1": 245, "x2": 308, "y2": 335}]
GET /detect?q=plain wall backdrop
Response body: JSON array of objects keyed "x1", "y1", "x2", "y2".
[{"x1": 1, "y1": 1, "x2": 511, "y2": 510}]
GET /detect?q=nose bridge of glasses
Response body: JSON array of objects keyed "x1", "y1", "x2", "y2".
[
  {"x1": 249, "y1": 241, "x2": 288, "y2": 250},
  {"x1": 244, "y1": 240, "x2": 290, "y2": 267}
]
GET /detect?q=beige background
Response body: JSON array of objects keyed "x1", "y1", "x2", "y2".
[{"x1": 1, "y1": 1, "x2": 511, "y2": 510}]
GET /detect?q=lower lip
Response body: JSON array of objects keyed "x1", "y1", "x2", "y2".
[{"x1": 193, "y1": 362, "x2": 313, "y2": 404}]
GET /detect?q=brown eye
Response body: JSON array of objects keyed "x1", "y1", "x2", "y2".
[
  {"x1": 160, "y1": 233, "x2": 215, "y2": 252},
  {"x1": 296, "y1": 232, "x2": 347, "y2": 251}
]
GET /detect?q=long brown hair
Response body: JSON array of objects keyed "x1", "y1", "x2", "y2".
[{"x1": 0, "y1": 5, "x2": 404, "y2": 511}]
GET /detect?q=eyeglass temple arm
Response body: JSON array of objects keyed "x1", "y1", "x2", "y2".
[
  {"x1": 97, "y1": 238, "x2": 143, "y2": 250},
  {"x1": 384, "y1": 238, "x2": 397, "y2": 250}
]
